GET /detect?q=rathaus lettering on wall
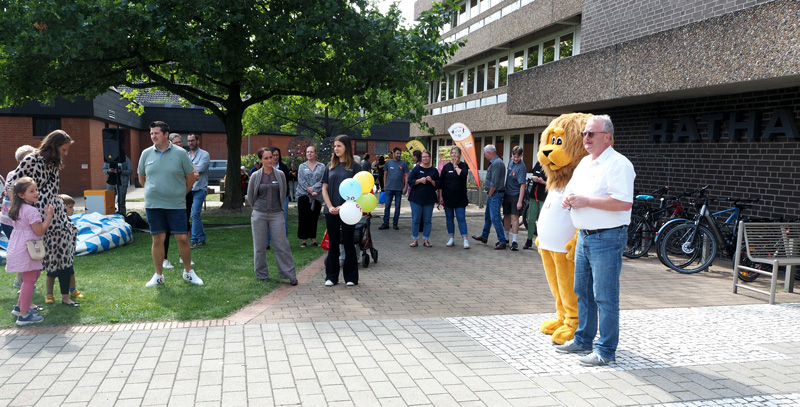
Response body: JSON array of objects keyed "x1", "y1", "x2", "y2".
[{"x1": 648, "y1": 108, "x2": 799, "y2": 143}]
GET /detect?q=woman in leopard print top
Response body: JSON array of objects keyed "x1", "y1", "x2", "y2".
[{"x1": 8, "y1": 130, "x2": 80, "y2": 306}]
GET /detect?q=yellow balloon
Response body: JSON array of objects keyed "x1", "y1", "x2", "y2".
[
  {"x1": 356, "y1": 193, "x2": 378, "y2": 213},
  {"x1": 354, "y1": 171, "x2": 375, "y2": 194}
]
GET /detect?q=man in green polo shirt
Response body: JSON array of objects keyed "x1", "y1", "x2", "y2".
[{"x1": 138, "y1": 121, "x2": 204, "y2": 287}]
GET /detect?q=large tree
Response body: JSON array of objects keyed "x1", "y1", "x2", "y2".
[{"x1": 0, "y1": 0, "x2": 460, "y2": 209}]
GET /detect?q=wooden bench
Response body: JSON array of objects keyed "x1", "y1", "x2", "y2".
[{"x1": 732, "y1": 221, "x2": 800, "y2": 304}]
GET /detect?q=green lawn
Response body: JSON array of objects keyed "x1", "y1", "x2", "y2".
[{"x1": 0, "y1": 212, "x2": 323, "y2": 328}]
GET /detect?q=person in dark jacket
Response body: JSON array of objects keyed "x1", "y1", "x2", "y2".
[
  {"x1": 438, "y1": 146, "x2": 470, "y2": 249},
  {"x1": 523, "y1": 161, "x2": 548, "y2": 250}
]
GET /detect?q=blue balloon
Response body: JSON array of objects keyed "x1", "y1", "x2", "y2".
[{"x1": 339, "y1": 178, "x2": 362, "y2": 201}]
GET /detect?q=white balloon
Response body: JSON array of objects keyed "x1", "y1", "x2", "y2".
[{"x1": 339, "y1": 201, "x2": 363, "y2": 225}]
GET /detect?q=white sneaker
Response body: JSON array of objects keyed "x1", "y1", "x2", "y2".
[
  {"x1": 325, "y1": 280, "x2": 334, "y2": 287},
  {"x1": 183, "y1": 269, "x2": 204, "y2": 286},
  {"x1": 162, "y1": 259, "x2": 174, "y2": 269},
  {"x1": 446, "y1": 237, "x2": 454, "y2": 247},
  {"x1": 179, "y1": 258, "x2": 195, "y2": 266},
  {"x1": 346, "y1": 282, "x2": 355, "y2": 286},
  {"x1": 463, "y1": 239, "x2": 470, "y2": 249},
  {"x1": 145, "y1": 273, "x2": 164, "y2": 287}
]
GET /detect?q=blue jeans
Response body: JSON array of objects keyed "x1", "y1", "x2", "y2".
[
  {"x1": 267, "y1": 197, "x2": 289, "y2": 245},
  {"x1": 409, "y1": 201, "x2": 433, "y2": 240},
  {"x1": 382, "y1": 190, "x2": 403, "y2": 226},
  {"x1": 572, "y1": 226, "x2": 627, "y2": 361},
  {"x1": 190, "y1": 189, "x2": 206, "y2": 243},
  {"x1": 481, "y1": 192, "x2": 506, "y2": 244},
  {"x1": 444, "y1": 206, "x2": 468, "y2": 238}
]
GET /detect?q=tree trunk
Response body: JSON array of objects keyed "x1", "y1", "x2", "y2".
[{"x1": 221, "y1": 109, "x2": 244, "y2": 210}]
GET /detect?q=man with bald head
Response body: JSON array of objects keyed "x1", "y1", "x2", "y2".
[{"x1": 472, "y1": 145, "x2": 507, "y2": 249}]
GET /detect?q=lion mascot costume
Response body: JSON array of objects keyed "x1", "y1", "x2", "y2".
[{"x1": 536, "y1": 113, "x2": 592, "y2": 344}]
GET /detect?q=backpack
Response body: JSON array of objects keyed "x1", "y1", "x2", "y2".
[{"x1": 125, "y1": 211, "x2": 149, "y2": 231}]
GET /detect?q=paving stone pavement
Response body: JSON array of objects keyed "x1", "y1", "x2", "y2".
[{"x1": 1, "y1": 205, "x2": 799, "y2": 406}]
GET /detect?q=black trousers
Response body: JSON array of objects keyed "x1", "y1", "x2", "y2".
[
  {"x1": 46, "y1": 265, "x2": 74, "y2": 295},
  {"x1": 324, "y1": 213, "x2": 358, "y2": 284},
  {"x1": 297, "y1": 195, "x2": 322, "y2": 240}
]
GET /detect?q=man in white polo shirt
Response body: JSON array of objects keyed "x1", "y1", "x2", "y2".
[{"x1": 554, "y1": 114, "x2": 634, "y2": 366}]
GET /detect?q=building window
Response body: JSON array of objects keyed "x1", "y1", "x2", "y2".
[
  {"x1": 457, "y1": 1, "x2": 467, "y2": 25},
  {"x1": 559, "y1": 33, "x2": 574, "y2": 59},
  {"x1": 355, "y1": 141, "x2": 367, "y2": 154},
  {"x1": 476, "y1": 63, "x2": 485, "y2": 92},
  {"x1": 523, "y1": 133, "x2": 537, "y2": 170},
  {"x1": 499, "y1": 56, "x2": 508, "y2": 87},
  {"x1": 513, "y1": 50, "x2": 524, "y2": 73},
  {"x1": 527, "y1": 45, "x2": 539, "y2": 68},
  {"x1": 374, "y1": 141, "x2": 389, "y2": 156},
  {"x1": 439, "y1": 77, "x2": 446, "y2": 102},
  {"x1": 447, "y1": 73, "x2": 455, "y2": 100},
  {"x1": 487, "y1": 60, "x2": 496, "y2": 90},
  {"x1": 543, "y1": 39, "x2": 555, "y2": 64},
  {"x1": 467, "y1": 67, "x2": 475, "y2": 95},
  {"x1": 456, "y1": 70, "x2": 465, "y2": 97},
  {"x1": 33, "y1": 117, "x2": 61, "y2": 138}
]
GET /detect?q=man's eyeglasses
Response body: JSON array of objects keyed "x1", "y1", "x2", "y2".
[{"x1": 580, "y1": 131, "x2": 608, "y2": 138}]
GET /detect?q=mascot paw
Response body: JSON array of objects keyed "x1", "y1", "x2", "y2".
[
  {"x1": 565, "y1": 236, "x2": 577, "y2": 262},
  {"x1": 539, "y1": 319, "x2": 563, "y2": 335},
  {"x1": 551, "y1": 325, "x2": 576, "y2": 345}
]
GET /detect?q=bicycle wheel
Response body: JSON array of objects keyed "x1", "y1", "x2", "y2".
[
  {"x1": 736, "y1": 242, "x2": 767, "y2": 282},
  {"x1": 659, "y1": 223, "x2": 718, "y2": 273},
  {"x1": 624, "y1": 214, "x2": 653, "y2": 259},
  {"x1": 654, "y1": 220, "x2": 690, "y2": 264}
]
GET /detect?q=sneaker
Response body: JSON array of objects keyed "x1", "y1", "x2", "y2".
[
  {"x1": 11, "y1": 305, "x2": 41, "y2": 317},
  {"x1": 392, "y1": 224, "x2": 399, "y2": 230},
  {"x1": 378, "y1": 223, "x2": 390, "y2": 230},
  {"x1": 463, "y1": 239, "x2": 470, "y2": 249},
  {"x1": 554, "y1": 340, "x2": 591, "y2": 354},
  {"x1": 346, "y1": 282, "x2": 355, "y2": 286},
  {"x1": 12, "y1": 279, "x2": 22, "y2": 289},
  {"x1": 579, "y1": 352, "x2": 611, "y2": 366},
  {"x1": 446, "y1": 237, "x2": 454, "y2": 247},
  {"x1": 190, "y1": 241, "x2": 206, "y2": 249},
  {"x1": 325, "y1": 280, "x2": 335, "y2": 287},
  {"x1": 511, "y1": 241, "x2": 519, "y2": 251},
  {"x1": 162, "y1": 259, "x2": 174, "y2": 269},
  {"x1": 183, "y1": 269, "x2": 204, "y2": 286},
  {"x1": 145, "y1": 273, "x2": 164, "y2": 287},
  {"x1": 179, "y1": 258, "x2": 195, "y2": 266},
  {"x1": 45, "y1": 294, "x2": 55, "y2": 304},
  {"x1": 69, "y1": 289, "x2": 85, "y2": 298},
  {"x1": 16, "y1": 313, "x2": 44, "y2": 326}
]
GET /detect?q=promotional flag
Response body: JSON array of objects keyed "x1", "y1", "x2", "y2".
[
  {"x1": 447, "y1": 123, "x2": 481, "y2": 189},
  {"x1": 406, "y1": 140, "x2": 426, "y2": 154}
]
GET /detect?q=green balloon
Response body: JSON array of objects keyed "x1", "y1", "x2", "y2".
[{"x1": 356, "y1": 193, "x2": 378, "y2": 213}]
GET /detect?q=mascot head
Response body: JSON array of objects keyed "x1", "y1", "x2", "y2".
[{"x1": 537, "y1": 113, "x2": 594, "y2": 190}]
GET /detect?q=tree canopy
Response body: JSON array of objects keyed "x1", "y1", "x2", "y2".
[{"x1": 0, "y1": 0, "x2": 461, "y2": 209}]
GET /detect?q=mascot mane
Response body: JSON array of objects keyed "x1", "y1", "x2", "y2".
[{"x1": 537, "y1": 113, "x2": 593, "y2": 191}]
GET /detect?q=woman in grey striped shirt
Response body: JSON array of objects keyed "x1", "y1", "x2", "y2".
[{"x1": 295, "y1": 145, "x2": 326, "y2": 247}]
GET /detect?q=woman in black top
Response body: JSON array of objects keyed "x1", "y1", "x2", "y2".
[
  {"x1": 375, "y1": 155, "x2": 386, "y2": 192},
  {"x1": 321, "y1": 135, "x2": 362, "y2": 286},
  {"x1": 438, "y1": 146, "x2": 470, "y2": 249},
  {"x1": 408, "y1": 150, "x2": 439, "y2": 247}
]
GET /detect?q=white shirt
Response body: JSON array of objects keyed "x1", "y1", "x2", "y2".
[
  {"x1": 537, "y1": 189, "x2": 576, "y2": 253},
  {"x1": 565, "y1": 147, "x2": 635, "y2": 230}
]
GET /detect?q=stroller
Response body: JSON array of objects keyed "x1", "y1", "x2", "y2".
[{"x1": 354, "y1": 213, "x2": 378, "y2": 268}]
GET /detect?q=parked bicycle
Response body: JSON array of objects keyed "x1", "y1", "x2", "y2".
[
  {"x1": 625, "y1": 187, "x2": 693, "y2": 259},
  {"x1": 658, "y1": 191, "x2": 760, "y2": 274},
  {"x1": 521, "y1": 177, "x2": 537, "y2": 231}
]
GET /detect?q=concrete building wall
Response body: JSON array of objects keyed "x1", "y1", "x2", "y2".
[{"x1": 580, "y1": 0, "x2": 776, "y2": 53}]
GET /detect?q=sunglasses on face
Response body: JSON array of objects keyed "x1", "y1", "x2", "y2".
[{"x1": 580, "y1": 131, "x2": 608, "y2": 138}]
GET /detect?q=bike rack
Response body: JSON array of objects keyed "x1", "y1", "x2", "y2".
[{"x1": 732, "y1": 221, "x2": 799, "y2": 304}]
